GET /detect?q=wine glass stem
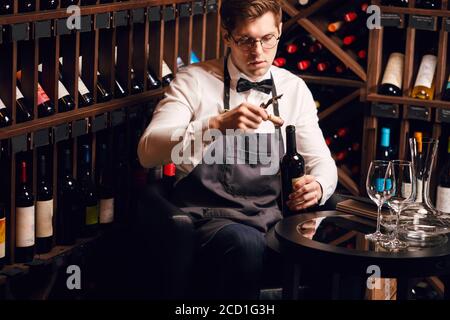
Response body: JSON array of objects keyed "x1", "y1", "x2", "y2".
[
  {"x1": 376, "y1": 204, "x2": 382, "y2": 233},
  {"x1": 394, "y1": 209, "x2": 400, "y2": 240}
]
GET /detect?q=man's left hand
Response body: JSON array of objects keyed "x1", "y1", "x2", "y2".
[{"x1": 286, "y1": 175, "x2": 323, "y2": 211}]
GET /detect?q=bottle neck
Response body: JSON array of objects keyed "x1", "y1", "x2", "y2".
[
  {"x1": 38, "y1": 156, "x2": 47, "y2": 180},
  {"x1": 380, "y1": 130, "x2": 390, "y2": 148},
  {"x1": 20, "y1": 161, "x2": 27, "y2": 184},
  {"x1": 286, "y1": 130, "x2": 297, "y2": 155}
]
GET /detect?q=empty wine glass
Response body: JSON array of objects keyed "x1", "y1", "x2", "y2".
[
  {"x1": 382, "y1": 160, "x2": 415, "y2": 250},
  {"x1": 365, "y1": 160, "x2": 391, "y2": 241}
]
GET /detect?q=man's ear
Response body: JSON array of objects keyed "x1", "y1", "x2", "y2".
[{"x1": 221, "y1": 28, "x2": 231, "y2": 46}]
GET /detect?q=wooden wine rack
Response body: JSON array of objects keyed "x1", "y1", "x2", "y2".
[
  {"x1": 0, "y1": 0, "x2": 222, "y2": 297},
  {"x1": 365, "y1": 0, "x2": 450, "y2": 194}
]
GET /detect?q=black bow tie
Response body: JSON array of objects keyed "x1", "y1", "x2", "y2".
[{"x1": 236, "y1": 78, "x2": 273, "y2": 94}]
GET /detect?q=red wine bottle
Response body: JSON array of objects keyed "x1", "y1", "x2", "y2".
[
  {"x1": 15, "y1": 160, "x2": 35, "y2": 263},
  {"x1": 0, "y1": 0, "x2": 13, "y2": 14},
  {"x1": 436, "y1": 137, "x2": 450, "y2": 214},
  {"x1": 19, "y1": 0, "x2": 36, "y2": 12},
  {"x1": 281, "y1": 125, "x2": 305, "y2": 216},
  {"x1": 15, "y1": 87, "x2": 34, "y2": 123},
  {"x1": 36, "y1": 153, "x2": 53, "y2": 254},
  {"x1": 147, "y1": 69, "x2": 162, "y2": 90},
  {"x1": 0, "y1": 203, "x2": 5, "y2": 269},
  {"x1": 41, "y1": 0, "x2": 59, "y2": 10},
  {"x1": 61, "y1": 0, "x2": 79, "y2": 7},
  {"x1": 17, "y1": 70, "x2": 55, "y2": 118}
]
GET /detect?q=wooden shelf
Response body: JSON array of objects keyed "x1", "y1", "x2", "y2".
[
  {"x1": 0, "y1": 88, "x2": 165, "y2": 140},
  {"x1": 380, "y1": 5, "x2": 450, "y2": 18},
  {"x1": 367, "y1": 93, "x2": 450, "y2": 110}
]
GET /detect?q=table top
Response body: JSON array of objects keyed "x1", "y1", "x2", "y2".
[{"x1": 268, "y1": 211, "x2": 450, "y2": 277}]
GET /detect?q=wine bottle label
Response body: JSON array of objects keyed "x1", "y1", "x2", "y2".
[
  {"x1": 416, "y1": 179, "x2": 423, "y2": 203},
  {"x1": 58, "y1": 81, "x2": 70, "y2": 99},
  {"x1": 36, "y1": 199, "x2": 53, "y2": 238},
  {"x1": 99, "y1": 198, "x2": 114, "y2": 224},
  {"x1": 414, "y1": 54, "x2": 437, "y2": 89},
  {"x1": 16, "y1": 206, "x2": 35, "y2": 247},
  {"x1": 16, "y1": 87, "x2": 24, "y2": 100},
  {"x1": 0, "y1": 217, "x2": 5, "y2": 259},
  {"x1": 0, "y1": 98, "x2": 6, "y2": 110},
  {"x1": 86, "y1": 205, "x2": 99, "y2": 226},
  {"x1": 162, "y1": 61, "x2": 173, "y2": 78},
  {"x1": 381, "y1": 53, "x2": 404, "y2": 89},
  {"x1": 436, "y1": 186, "x2": 450, "y2": 213},
  {"x1": 37, "y1": 84, "x2": 51, "y2": 105},
  {"x1": 78, "y1": 78, "x2": 90, "y2": 96},
  {"x1": 446, "y1": 81, "x2": 450, "y2": 90}
]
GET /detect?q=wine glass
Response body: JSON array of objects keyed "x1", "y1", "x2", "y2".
[
  {"x1": 365, "y1": 160, "x2": 391, "y2": 241},
  {"x1": 382, "y1": 160, "x2": 415, "y2": 250}
]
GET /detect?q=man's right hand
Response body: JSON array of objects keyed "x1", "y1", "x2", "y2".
[{"x1": 208, "y1": 102, "x2": 270, "y2": 132}]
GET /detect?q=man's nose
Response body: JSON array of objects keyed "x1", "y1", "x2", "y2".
[{"x1": 251, "y1": 40, "x2": 264, "y2": 55}]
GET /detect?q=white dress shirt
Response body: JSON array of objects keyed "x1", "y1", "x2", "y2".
[{"x1": 138, "y1": 56, "x2": 338, "y2": 205}]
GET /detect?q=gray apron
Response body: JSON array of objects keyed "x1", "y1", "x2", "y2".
[{"x1": 171, "y1": 56, "x2": 285, "y2": 245}]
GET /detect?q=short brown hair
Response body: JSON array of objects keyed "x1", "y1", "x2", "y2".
[{"x1": 220, "y1": 0, "x2": 282, "y2": 35}]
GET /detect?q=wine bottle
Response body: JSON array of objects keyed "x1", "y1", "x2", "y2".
[
  {"x1": 36, "y1": 153, "x2": 53, "y2": 254},
  {"x1": 411, "y1": 53, "x2": 437, "y2": 100},
  {"x1": 97, "y1": 143, "x2": 114, "y2": 227},
  {"x1": 17, "y1": 70, "x2": 55, "y2": 118},
  {"x1": 281, "y1": 125, "x2": 305, "y2": 217},
  {"x1": 61, "y1": 0, "x2": 78, "y2": 7},
  {"x1": 37, "y1": 65, "x2": 74, "y2": 113},
  {"x1": 147, "y1": 69, "x2": 162, "y2": 90},
  {"x1": 378, "y1": 52, "x2": 404, "y2": 96},
  {"x1": 436, "y1": 137, "x2": 450, "y2": 214},
  {"x1": 130, "y1": 68, "x2": 144, "y2": 94},
  {"x1": 78, "y1": 56, "x2": 112, "y2": 103},
  {"x1": 162, "y1": 61, "x2": 175, "y2": 87},
  {"x1": 78, "y1": 144, "x2": 98, "y2": 236},
  {"x1": 41, "y1": 0, "x2": 59, "y2": 10},
  {"x1": 378, "y1": 127, "x2": 395, "y2": 160},
  {"x1": 327, "y1": 127, "x2": 349, "y2": 153},
  {"x1": 18, "y1": 0, "x2": 36, "y2": 12},
  {"x1": 416, "y1": 0, "x2": 441, "y2": 9},
  {"x1": 0, "y1": 97, "x2": 12, "y2": 128},
  {"x1": 57, "y1": 147, "x2": 81, "y2": 245},
  {"x1": 163, "y1": 163, "x2": 176, "y2": 187},
  {"x1": 15, "y1": 87, "x2": 34, "y2": 123},
  {"x1": 58, "y1": 58, "x2": 94, "y2": 108},
  {"x1": 414, "y1": 131, "x2": 424, "y2": 203},
  {"x1": 442, "y1": 74, "x2": 450, "y2": 101},
  {"x1": 0, "y1": 203, "x2": 5, "y2": 269},
  {"x1": 15, "y1": 161, "x2": 35, "y2": 263},
  {"x1": 0, "y1": 0, "x2": 13, "y2": 14}
]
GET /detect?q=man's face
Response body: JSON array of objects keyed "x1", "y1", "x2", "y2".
[{"x1": 224, "y1": 12, "x2": 281, "y2": 81}]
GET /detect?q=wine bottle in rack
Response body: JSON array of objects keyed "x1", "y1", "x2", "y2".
[
  {"x1": 416, "y1": 0, "x2": 442, "y2": 9},
  {"x1": 15, "y1": 87, "x2": 34, "y2": 123},
  {"x1": 0, "y1": 97, "x2": 12, "y2": 128},
  {"x1": 57, "y1": 147, "x2": 81, "y2": 245},
  {"x1": 59, "y1": 58, "x2": 94, "y2": 108},
  {"x1": 17, "y1": 71, "x2": 55, "y2": 118},
  {"x1": 0, "y1": 0, "x2": 13, "y2": 14},
  {"x1": 0, "y1": 142, "x2": 8, "y2": 269},
  {"x1": 78, "y1": 144, "x2": 98, "y2": 236},
  {"x1": 147, "y1": 69, "x2": 162, "y2": 90},
  {"x1": 162, "y1": 61, "x2": 175, "y2": 87},
  {"x1": 38, "y1": 65, "x2": 75, "y2": 113},
  {"x1": 377, "y1": 127, "x2": 395, "y2": 161},
  {"x1": 381, "y1": 0, "x2": 409, "y2": 7},
  {"x1": 281, "y1": 125, "x2": 305, "y2": 217},
  {"x1": 40, "y1": 0, "x2": 59, "y2": 10},
  {"x1": 130, "y1": 69, "x2": 144, "y2": 95},
  {"x1": 15, "y1": 160, "x2": 35, "y2": 263},
  {"x1": 36, "y1": 152, "x2": 54, "y2": 254},
  {"x1": 436, "y1": 137, "x2": 450, "y2": 214},
  {"x1": 378, "y1": 52, "x2": 405, "y2": 96},
  {"x1": 97, "y1": 143, "x2": 114, "y2": 227},
  {"x1": 18, "y1": 0, "x2": 36, "y2": 12},
  {"x1": 78, "y1": 56, "x2": 112, "y2": 103},
  {"x1": 441, "y1": 74, "x2": 450, "y2": 101},
  {"x1": 61, "y1": 0, "x2": 79, "y2": 7},
  {"x1": 411, "y1": 52, "x2": 437, "y2": 100}
]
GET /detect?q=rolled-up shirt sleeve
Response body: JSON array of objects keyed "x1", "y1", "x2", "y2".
[
  {"x1": 295, "y1": 80, "x2": 338, "y2": 205},
  {"x1": 137, "y1": 68, "x2": 209, "y2": 168}
]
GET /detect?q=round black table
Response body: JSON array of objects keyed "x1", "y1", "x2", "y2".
[{"x1": 266, "y1": 211, "x2": 450, "y2": 300}]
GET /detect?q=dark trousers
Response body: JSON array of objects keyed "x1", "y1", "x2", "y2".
[{"x1": 191, "y1": 223, "x2": 271, "y2": 300}]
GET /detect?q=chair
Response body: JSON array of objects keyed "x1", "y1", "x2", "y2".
[{"x1": 136, "y1": 178, "x2": 343, "y2": 300}]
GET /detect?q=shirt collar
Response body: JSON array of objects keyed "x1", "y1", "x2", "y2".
[{"x1": 227, "y1": 55, "x2": 272, "y2": 86}]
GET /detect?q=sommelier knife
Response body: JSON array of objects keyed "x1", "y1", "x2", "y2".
[{"x1": 260, "y1": 94, "x2": 284, "y2": 126}]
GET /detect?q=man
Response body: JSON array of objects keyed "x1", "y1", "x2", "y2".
[{"x1": 138, "y1": 0, "x2": 337, "y2": 299}]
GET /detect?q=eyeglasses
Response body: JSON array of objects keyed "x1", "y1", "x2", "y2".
[{"x1": 230, "y1": 34, "x2": 280, "y2": 51}]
